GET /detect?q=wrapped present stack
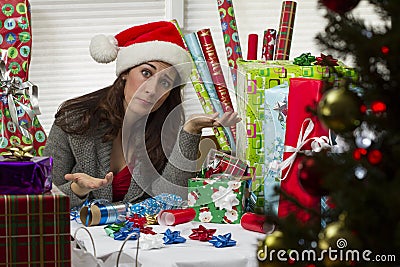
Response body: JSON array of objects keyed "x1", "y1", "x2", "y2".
[
  {"x1": 204, "y1": 0, "x2": 359, "y2": 220},
  {"x1": 0, "y1": 184, "x2": 71, "y2": 266},
  {"x1": 0, "y1": 0, "x2": 47, "y2": 156},
  {"x1": 188, "y1": 149, "x2": 250, "y2": 224}
]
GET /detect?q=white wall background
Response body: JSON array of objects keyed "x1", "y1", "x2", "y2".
[{"x1": 28, "y1": 0, "x2": 379, "y2": 134}]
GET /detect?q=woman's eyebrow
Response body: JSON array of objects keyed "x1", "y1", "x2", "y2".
[{"x1": 143, "y1": 63, "x2": 157, "y2": 70}]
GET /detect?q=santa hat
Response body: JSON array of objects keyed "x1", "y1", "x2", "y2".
[{"x1": 89, "y1": 21, "x2": 192, "y2": 81}]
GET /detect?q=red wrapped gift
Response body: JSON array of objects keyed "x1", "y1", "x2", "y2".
[
  {"x1": 278, "y1": 78, "x2": 329, "y2": 222},
  {"x1": 0, "y1": 0, "x2": 32, "y2": 82},
  {"x1": 0, "y1": 185, "x2": 71, "y2": 266}
]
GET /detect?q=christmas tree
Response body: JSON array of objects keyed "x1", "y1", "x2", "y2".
[{"x1": 258, "y1": 0, "x2": 400, "y2": 266}]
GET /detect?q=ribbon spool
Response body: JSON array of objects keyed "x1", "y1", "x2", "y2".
[
  {"x1": 158, "y1": 208, "x2": 196, "y2": 226},
  {"x1": 80, "y1": 200, "x2": 129, "y2": 227}
]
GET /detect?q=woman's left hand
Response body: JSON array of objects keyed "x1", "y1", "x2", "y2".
[{"x1": 183, "y1": 107, "x2": 241, "y2": 134}]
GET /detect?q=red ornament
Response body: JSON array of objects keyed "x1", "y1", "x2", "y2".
[
  {"x1": 371, "y1": 101, "x2": 386, "y2": 113},
  {"x1": 298, "y1": 157, "x2": 328, "y2": 196},
  {"x1": 360, "y1": 104, "x2": 367, "y2": 114},
  {"x1": 367, "y1": 149, "x2": 383, "y2": 165},
  {"x1": 381, "y1": 46, "x2": 390, "y2": 55},
  {"x1": 320, "y1": 0, "x2": 360, "y2": 14},
  {"x1": 353, "y1": 148, "x2": 367, "y2": 160}
]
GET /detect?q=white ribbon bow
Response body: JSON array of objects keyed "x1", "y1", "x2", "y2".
[{"x1": 278, "y1": 118, "x2": 331, "y2": 181}]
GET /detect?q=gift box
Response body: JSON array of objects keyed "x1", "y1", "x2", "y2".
[
  {"x1": 0, "y1": 155, "x2": 52, "y2": 194},
  {"x1": 188, "y1": 176, "x2": 249, "y2": 224},
  {"x1": 200, "y1": 148, "x2": 247, "y2": 178},
  {"x1": 263, "y1": 83, "x2": 289, "y2": 215},
  {"x1": 0, "y1": 0, "x2": 32, "y2": 82},
  {"x1": 278, "y1": 78, "x2": 329, "y2": 222},
  {"x1": 0, "y1": 185, "x2": 71, "y2": 266},
  {"x1": 236, "y1": 58, "x2": 356, "y2": 212}
]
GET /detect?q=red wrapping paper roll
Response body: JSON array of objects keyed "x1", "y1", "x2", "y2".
[
  {"x1": 158, "y1": 208, "x2": 196, "y2": 226},
  {"x1": 217, "y1": 0, "x2": 243, "y2": 88},
  {"x1": 274, "y1": 1, "x2": 297, "y2": 60},
  {"x1": 262, "y1": 29, "x2": 277, "y2": 60},
  {"x1": 197, "y1": 28, "x2": 237, "y2": 142},
  {"x1": 247, "y1": 34, "x2": 258, "y2": 60},
  {"x1": 240, "y1": 212, "x2": 275, "y2": 234}
]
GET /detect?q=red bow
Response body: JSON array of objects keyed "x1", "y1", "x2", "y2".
[
  {"x1": 189, "y1": 225, "x2": 217, "y2": 241},
  {"x1": 126, "y1": 214, "x2": 147, "y2": 228},
  {"x1": 315, "y1": 53, "x2": 339, "y2": 66}
]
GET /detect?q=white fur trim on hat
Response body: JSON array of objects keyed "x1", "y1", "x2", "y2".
[
  {"x1": 115, "y1": 40, "x2": 192, "y2": 81},
  {"x1": 89, "y1": 34, "x2": 119, "y2": 63}
]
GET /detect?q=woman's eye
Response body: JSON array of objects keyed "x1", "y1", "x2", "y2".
[
  {"x1": 141, "y1": 69, "x2": 152, "y2": 78},
  {"x1": 160, "y1": 79, "x2": 171, "y2": 89}
]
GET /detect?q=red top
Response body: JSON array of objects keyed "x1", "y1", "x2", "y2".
[{"x1": 112, "y1": 166, "x2": 131, "y2": 202}]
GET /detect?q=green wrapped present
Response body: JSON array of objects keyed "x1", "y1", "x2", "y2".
[{"x1": 188, "y1": 176, "x2": 250, "y2": 224}]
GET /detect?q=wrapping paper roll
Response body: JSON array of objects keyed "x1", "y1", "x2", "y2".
[
  {"x1": 247, "y1": 34, "x2": 258, "y2": 60},
  {"x1": 184, "y1": 32, "x2": 236, "y2": 152},
  {"x1": 274, "y1": 1, "x2": 297, "y2": 60},
  {"x1": 172, "y1": 20, "x2": 231, "y2": 152},
  {"x1": 197, "y1": 28, "x2": 237, "y2": 142},
  {"x1": 217, "y1": 0, "x2": 243, "y2": 88},
  {"x1": 240, "y1": 212, "x2": 275, "y2": 234},
  {"x1": 158, "y1": 208, "x2": 196, "y2": 226},
  {"x1": 262, "y1": 29, "x2": 277, "y2": 60}
]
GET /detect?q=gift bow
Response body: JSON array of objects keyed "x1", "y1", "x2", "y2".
[
  {"x1": 208, "y1": 233, "x2": 236, "y2": 248},
  {"x1": 189, "y1": 225, "x2": 217, "y2": 241},
  {"x1": 0, "y1": 52, "x2": 40, "y2": 140},
  {"x1": 3, "y1": 145, "x2": 34, "y2": 160},
  {"x1": 278, "y1": 118, "x2": 331, "y2": 181},
  {"x1": 113, "y1": 226, "x2": 140, "y2": 241},
  {"x1": 315, "y1": 53, "x2": 339, "y2": 66},
  {"x1": 163, "y1": 229, "x2": 186, "y2": 244},
  {"x1": 140, "y1": 234, "x2": 165, "y2": 250},
  {"x1": 293, "y1": 53, "x2": 316, "y2": 66}
]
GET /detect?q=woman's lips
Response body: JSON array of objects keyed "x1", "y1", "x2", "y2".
[{"x1": 136, "y1": 97, "x2": 154, "y2": 105}]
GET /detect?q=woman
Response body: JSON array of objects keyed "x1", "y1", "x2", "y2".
[{"x1": 44, "y1": 21, "x2": 240, "y2": 207}]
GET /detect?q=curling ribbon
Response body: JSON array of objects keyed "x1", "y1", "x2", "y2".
[
  {"x1": 208, "y1": 233, "x2": 236, "y2": 248},
  {"x1": 80, "y1": 199, "x2": 130, "y2": 226},
  {"x1": 158, "y1": 208, "x2": 196, "y2": 226},
  {"x1": 278, "y1": 118, "x2": 331, "y2": 181}
]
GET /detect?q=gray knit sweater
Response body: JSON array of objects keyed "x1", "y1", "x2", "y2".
[{"x1": 43, "y1": 123, "x2": 201, "y2": 208}]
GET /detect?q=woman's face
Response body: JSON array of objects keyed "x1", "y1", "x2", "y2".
[{"x1": 123, "y1": 61, "x2": 179, "y2": 117}]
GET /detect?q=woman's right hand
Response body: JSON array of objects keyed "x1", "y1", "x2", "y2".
[{"x1": 65, "y1": 172, "x2": 113, "y2": 198}]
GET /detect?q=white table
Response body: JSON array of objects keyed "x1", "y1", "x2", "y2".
[{"x1": 71, "y1": 220, "x2": 265, "y2": 267}]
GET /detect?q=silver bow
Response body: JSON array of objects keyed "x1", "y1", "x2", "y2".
[{"x1": 0, "y1": 50, "x2": 40, "y2": 140}]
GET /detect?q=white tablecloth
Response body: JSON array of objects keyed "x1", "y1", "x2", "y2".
[{"x1": 71, "y1": 220, "x2": 265, "y2": 267}]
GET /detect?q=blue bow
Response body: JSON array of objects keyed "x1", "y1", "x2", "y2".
[
  {"x1": 163, "y1": 229, "x2": 186, "y2": 244},
  {"x1": 208, "y1": 233, "x2": 236, "y2": 248},
  {"x1": 113, "y1": 226, "x2": 140, "y2": 241}
]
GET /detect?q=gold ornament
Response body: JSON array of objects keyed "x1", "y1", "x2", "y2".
[
  {"x1": 318, "y1": 214, "x2": 361, "y2": 267},
  {"x1": 317, "y1": 87, "x2": 363, "y2": 133},
  {"x1": 258, "y1": 231, "x2": 287, "y2": 267}
]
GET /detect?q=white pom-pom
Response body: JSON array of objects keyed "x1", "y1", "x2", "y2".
[{"x1": 89, "y1": 34, "x2": 118, "y2": 63}]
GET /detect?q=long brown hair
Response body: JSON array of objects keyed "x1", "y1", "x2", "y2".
[{"x1": 54, "y1": 68, "x2": 185, "y2": 173}]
